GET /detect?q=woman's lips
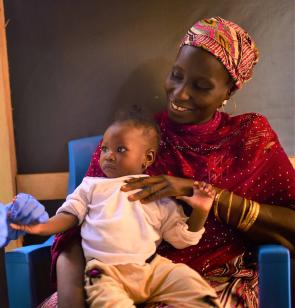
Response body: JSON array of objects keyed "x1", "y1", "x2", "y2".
[{"x1": 170, "y1": 101, "x2": 194, "y2": 112}]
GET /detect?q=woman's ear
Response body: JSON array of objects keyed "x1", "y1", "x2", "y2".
[
  {"x1": 224, "y1": 89, "x2": 236, "y2": 102},
  {"x1": 143, "y1": 149, "x2": 156, "y2": 170},
  {"x1": 225, "y1": 78, "x2": 236, "y2": 99},
  {"x1": 228, "y1": 88, "x2": 237, "y2": 98}
]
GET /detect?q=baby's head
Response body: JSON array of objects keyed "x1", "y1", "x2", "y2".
[{"x1": 99, "y1": 117, "x2": 160, "y2": 178}]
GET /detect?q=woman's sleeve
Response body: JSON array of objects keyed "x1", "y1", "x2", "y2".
[{"x1": 235, "y1": 113, "x2": 295, "y2": 208}]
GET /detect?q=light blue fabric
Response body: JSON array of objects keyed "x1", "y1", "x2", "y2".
[
  {"x1": 0, "y1": 204, "x2": 8, "y2": 247},
  {"x1": 4, "y1": 193, "x2": 49, "y2": 246}
]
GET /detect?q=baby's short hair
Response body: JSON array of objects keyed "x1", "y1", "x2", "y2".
[{"x1": 113, "y1": 105, "x2": 160, "y2": 150}]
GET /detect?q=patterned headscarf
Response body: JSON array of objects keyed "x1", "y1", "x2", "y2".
[{"x1": 180, "y1": 17, "x2": 259, "y2": 89}]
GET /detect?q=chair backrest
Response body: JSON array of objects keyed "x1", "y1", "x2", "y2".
[{"x1": 68, "y1": 135, "x2": 102, "y2": 194}]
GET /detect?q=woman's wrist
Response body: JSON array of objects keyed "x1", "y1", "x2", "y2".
[{"x1": 213, "y1": 189, "x2": 260, "y2": 232}]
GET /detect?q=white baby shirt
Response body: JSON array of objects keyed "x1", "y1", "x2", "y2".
[{"x1": 57, "y1": 175, "x2": 204, "y2": 265}]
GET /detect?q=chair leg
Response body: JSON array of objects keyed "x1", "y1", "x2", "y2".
[
  {"x1": 258, "y1": 245, "x2": 291, "y2": 308},
  {"x1": 291, "y1": 258, "x2": 295, "y2": 308},
  {"x1": 0, "y1": 248, "x2": 9, "y2": 307}
]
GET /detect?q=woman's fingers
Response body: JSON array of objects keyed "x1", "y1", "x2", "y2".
[
  {"x1": 127, "y1": 181, "x2": 168, "y2": 202},
  {"x1": 140, "y1": 186, "x2": 174, "y2": 203},
  {"x1": 121, "y1": 176, "x2": 163, "y2": 192},
  {"x1": 122, "y1": 175, "x2": 194, "y2": 202}
]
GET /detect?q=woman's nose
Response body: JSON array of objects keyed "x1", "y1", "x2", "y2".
[{"x1": 174, "y1": 84, "x2": 190, "y2": 100}]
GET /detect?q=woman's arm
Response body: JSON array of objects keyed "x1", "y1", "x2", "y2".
[
  {"x1": 215, "y1": 189, "x2": 295, "y2": 254},
  {"x1": 121, "y1": 175, "x2": 295, "y2": 254},
  {"x1": 56, "y1": 237, "x2": 87, "y2": 308}
]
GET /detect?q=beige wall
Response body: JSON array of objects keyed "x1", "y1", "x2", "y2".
[
  {"x1": 0, "y1": 0, "x2": 16, "y2": 203},
  {"x1": 0, "y1": 0, "x2": 21, "y2": 250}
]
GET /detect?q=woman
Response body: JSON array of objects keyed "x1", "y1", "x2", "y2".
[{"x1": 45, "y1": 17, "x2": 295, "y2": 308}]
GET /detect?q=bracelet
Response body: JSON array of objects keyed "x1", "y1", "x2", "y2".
[
  {"x1": 238, "y1": 200, "x2": 253, "y2": 231},
  {"x1": 238, "y1": 200, "x2": 260, "y2": 231},
  {"x1": 226, "y1": 192, "x2": 233, "y2": 224},
  {"x1": 237, "y1": 198, "x2": 248, "y2": 229},
  {"x1": 213, "y1": 189, "x2": 225, "y2": 223},
  {"x1": 243, "y1": 201, "x2": 260, "y2": 231}
]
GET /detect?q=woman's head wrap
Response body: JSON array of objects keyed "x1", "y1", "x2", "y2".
[{"x1": 180, "y1": 17, "x2": 259, "y2": 89}]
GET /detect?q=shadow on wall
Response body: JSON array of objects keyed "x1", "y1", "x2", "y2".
[{"x1": 107, "y1": 57, "x2": 170, "y2": 125}]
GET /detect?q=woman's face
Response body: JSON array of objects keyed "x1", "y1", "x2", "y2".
[{"x1": 165, "y1": 45, "x2": 232, "y2": 124}]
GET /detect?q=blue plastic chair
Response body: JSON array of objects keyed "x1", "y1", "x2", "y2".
[
  {"x1": 5, "y1": 134, "x2": 292, "y2": 308},
  {"x1": 5, "y1": 135, "x2": 102, "y2": 308},
  {"x1": 68, "y1": 135, "x2": 102, "y2": 194},
  {"x1": 259, "y1": 245, "x2": 291, "y2": 308}
]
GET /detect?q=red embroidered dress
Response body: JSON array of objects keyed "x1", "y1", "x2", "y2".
[{"x1": 50, "y1": 111, "x2": 295, "y2": 307}]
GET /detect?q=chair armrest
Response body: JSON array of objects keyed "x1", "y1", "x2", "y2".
[
  {"x1": 5, "y1": 236, "x2": 54, "y2": 308},
  {"x1": 258, "y1": 244, "x2": 291, "y2": 308}
]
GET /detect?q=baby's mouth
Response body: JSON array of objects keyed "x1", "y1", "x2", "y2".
[{"x1": 102, "y1": 163, "x2": 116, "y2": 170}]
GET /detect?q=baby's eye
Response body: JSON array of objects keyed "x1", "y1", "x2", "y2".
[
  {"x1": 117, "y1": 146, "x2": 127, "y2": 153},
  {"x1": 101, "y1": 146, "x2": 108, "y2": 153}
]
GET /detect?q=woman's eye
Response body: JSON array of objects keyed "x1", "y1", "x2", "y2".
[
  {"x1": 171, "y1": 71, "x2": 183, "y2": 80},
  {"x1": 117, "y1": 146, "x2": 127, "y2": 153},
  {"x1": 193, "y1": 82, "x2": 212, "y2": 91}
]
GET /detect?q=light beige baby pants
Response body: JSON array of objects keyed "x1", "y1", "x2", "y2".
[{"x1": 85, "y1": 254, "x2": 221, "y2": 308}]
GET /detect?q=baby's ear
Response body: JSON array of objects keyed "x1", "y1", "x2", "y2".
[{"x1": 144, "y1": 149, "x2": 156, "y2": 168}]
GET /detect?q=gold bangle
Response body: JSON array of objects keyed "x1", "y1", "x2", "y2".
[
  {"x1": 243, "y1": 201, "x2": 260, "y2": 231},
  {"x1": 213, "y1": 189, "x2": 225, "y2": 223},
  {"x1": 238, "y1": 200, "x2": 260, "y2": 231},
  {"x1": 237, "y1": 198, "x2": 248, "y2": 229},
  {"x1": 226, "y1": 192, "x2": 233, "y2": 224},
  {"x1": 238, "y1": 200, "x2": 254, "y2": 231}
]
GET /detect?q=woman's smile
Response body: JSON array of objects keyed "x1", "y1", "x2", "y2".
[
  {"x1": 170, "y1": 100, "x2": 194, "y2": 112},
  {"x1": 165, "y1": 46, "x2": 232, "y2": 124}
]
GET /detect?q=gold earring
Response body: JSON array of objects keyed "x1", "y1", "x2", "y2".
[
  {"x1": 218, "y1": 100, "x2": 227, "y2": 112},
  {"x1": 219, "y1": 99, "x2": 237, "y2": 114}
]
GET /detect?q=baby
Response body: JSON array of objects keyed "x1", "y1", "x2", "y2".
[{"x1": 12, "y1": 117, "x2": 221, "y2": 308}]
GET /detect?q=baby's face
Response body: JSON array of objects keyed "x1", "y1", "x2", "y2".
[{"x1": 99, "y1": 123, "x2": 151, "y2": 178}]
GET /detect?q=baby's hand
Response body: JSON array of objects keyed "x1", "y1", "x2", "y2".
[
  {"x1": 9, "y1": 193, "x2": 49, "y2": 224},
  {"x1": 177, "y1": 181, "x2": 216, "y2": 214},
  {"x1": 10, "y1": 222, "x2": 43, "y2": 235},
  {"x1": 6, "y1": 193, "x2": 49, "y2": 240}
]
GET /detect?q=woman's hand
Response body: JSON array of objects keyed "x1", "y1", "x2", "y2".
[{"x1": 121, "y1": 175, "x2": 194, "y2": 203}]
